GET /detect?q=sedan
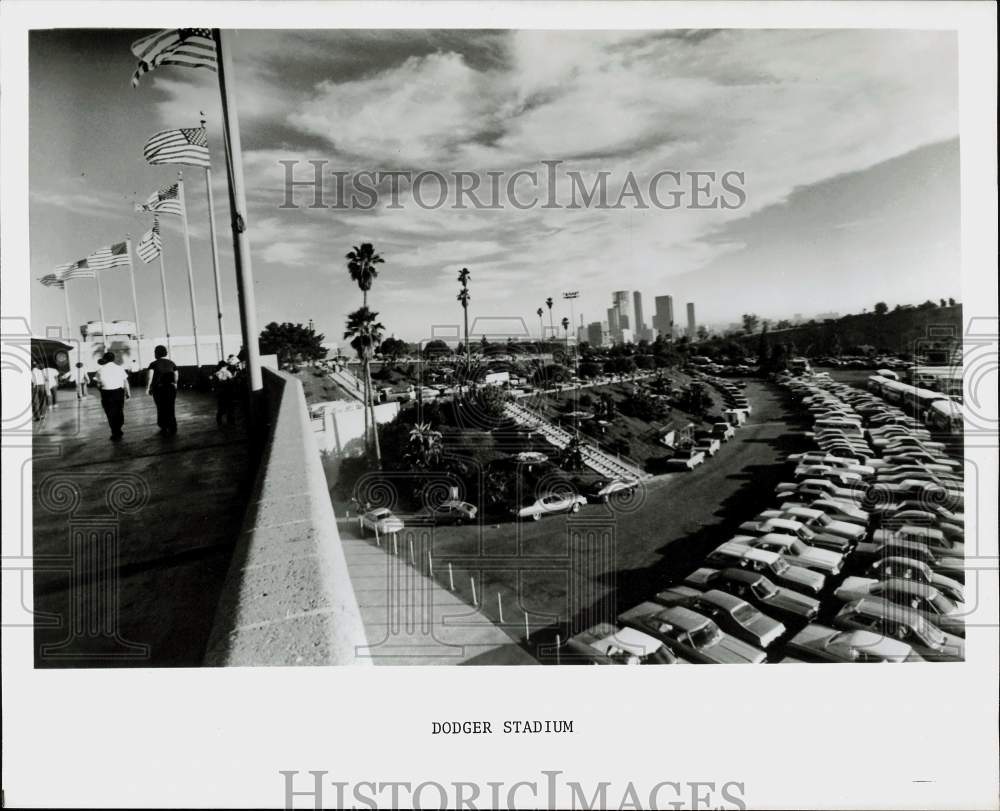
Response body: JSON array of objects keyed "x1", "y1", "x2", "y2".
[
  {"x1": 782, "y1": 625, "x2": 919, "y2": 663},
  {"x1": 618, "y1": 603, "x2": 766, "y2": 664},
  {"x1": 833, "y1": 577, "x2": 965, "y2": 637},
  {"x1": 854, "y1": 539, "x2": 964, "y2": 583},
  {"x1": 585, "y1": 477, "x2": 639, "y2": 503},
  {"x1": 359, "y1": 507, "x2": 405, "y2": 536},
  {"x1": 516, "y1": 492, "x2": 587, "y2": 521},
  {"x1": 732, "y1": 534, "x2": 844, "y2": 577},
  {"x1": 706, "y1": 542, "x2": 826, "y2": 596},
  {"x1": 833, "y1": 599, "x2": 964, "y2": 661},
  {"x1": 739, "y1": 517, "x2": 853, "y2": 555},
  {"x1": 666, "y1": 448, "x2": 706, "y2": 470},
  {"x1": 870, "y1": 526, "x2": 964, "y2": 559},
  {"x1": 867, "y1": 557, "x2": 965, "y2": 604},
  {"x1": 652, "y1": 586, "x2": 786, "y2": 649},
  {"x1": 417, "y1": 499, "x2": 478, "y2": 525},
  {"x1": 683, "y1": 567, "x2": 820, "y2": 626},
  {"x1": 763, "y1": 507, "x2": 866, "y2": 544},
  {"x1": 563, "y1": 623, "x2": 682, "y2": 665}
]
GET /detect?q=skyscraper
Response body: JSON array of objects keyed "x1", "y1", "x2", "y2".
[
  {"x1": 611, "y1": 290, "x2": 633, "y2": 343},
  {"x1": 633, "y1": 291, "x2": 646, "y2": 340},
  {"x1": 653, "y1": 295, "x2": 674, "y2": 339},
  {"x1": 587, "y1": 321, "x2": 603, "y2": 347},
  {"x1": 686, "y1": 302, "x2": 697, "y2": 338},
  {"x1": 607, "y1": 307, "x2": 619, "y2": 338}
]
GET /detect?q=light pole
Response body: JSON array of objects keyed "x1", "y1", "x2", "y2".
[{"x1": 562, "y1": 291, "x2": 580, "y2": 435}]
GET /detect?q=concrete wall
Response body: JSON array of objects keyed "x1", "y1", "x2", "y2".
[
  {"x1": 204, "y1": 368, "x2": 370, "y2": 666},
  {"x1": 312, "y1": 400, "x2": 400, "y2": 455}
]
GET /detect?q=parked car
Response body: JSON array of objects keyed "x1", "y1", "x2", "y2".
[
  {"x1": 873, "y1": 510, "x2": 963, "y2": 543},
  {"x1": 417, "y1": 499, "x2": 478, "y2": 525},
  {"x1": 782, "y1": 625, "x2": 919, "y2": 663},
  {"x1": 833, "y1": 577, "x2": 965, "y2": 637},
  {"x1": 739, "y1": 517, "x2": 853, "y2": 555},
  {"x1": 585, "y1": 477, "x2": 639, "y2": 503},
  {"x1": 666, "y1": 448, "x2": 706, "y2": 470},
  {"x1": 683, "y1": 567, "x2": 820, "y2": 626},
  {"x1": 870, "y1": 525, "x2": 964, "y2": 559},
  {"x1": 693, "y1": 437, "x2": 721, "y2": 457},
  {"x1": 618, "y1": 603, "x2": 766, "y2": 664},
  {"x1": 854, "y1": 538, "x2": 964, "y2": 582},
  {"x1": 652, "y1": 586, "x2": 785, "y2": 649},
  {"x1": 563, "y1": 623, "x2": 682, "y2": 665},
  {"x1": 515, "y1": 492, "x2": 587, "y2": 521},
  {"x1": 832, "y1": 599, "x2": 963, "y2": 661},
  {"x1": 776, "y1": 478, "x2": 865, "y2": 505},
  {"x1": 797, "y1": 498, "x2": 870, "y2": 527},
  {"x1": 732, "y1": 534, "x2": 844, "y2": 577},
  {"x1": 359, "y1": 507, "x2": 405, "y2": 536},
  {"x1": 759, "y1": 507, "x2": 866, "y2": 544},
  {"x1": 712, "y1": 422, "x2": 736, "y2": 442},
  {"x1": 866, "y1": 557, "x2": 965, "y2": 604},
  {"x1": 705, "y1": 542, "x2": 826, "y2": 596}
]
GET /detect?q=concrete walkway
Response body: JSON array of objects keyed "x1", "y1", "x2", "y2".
[
  {"x1": 31, "y1": 387, "x2": 253, "y2": 667},
  {"x1": 338, "y1": 522, "x2": 537, "y2": 665}
]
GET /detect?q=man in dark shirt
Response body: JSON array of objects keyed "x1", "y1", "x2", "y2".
[{"x1": 145, "y1": 344, "x2": 178, "y2": 436}]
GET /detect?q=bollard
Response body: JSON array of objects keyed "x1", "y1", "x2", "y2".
[
  {"x1": 448, "y1": 562, "x2": 455, "y2": 591},
  {"x1": 428, "y1": 551, "x2": 433, "y2": 577},
  {"x1": 393, "y1": 534, "x2": 398, "y2": 555},
  {"x1": 524, "y1": 611, "x2": 530, "y2": 641},
  {"x1": 409, "y1": 538, "x2": 414, "y2": 565},
  {"x1": 471, "y1": 577, "x2": 478, "y2": 607},
  {"x1": 555, "y1": 634, "x2": 561, "y2": 666},
  {"x1": 497, "y1": 593, "x2": 504, "y2": 624}
]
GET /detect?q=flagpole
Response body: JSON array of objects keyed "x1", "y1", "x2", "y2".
[
  {"x1": 125, "y1": 236, "x2": 143, "y2": 369},
  {"x1": 62, "y1": 283, "x2": 73, "y2": 341},
  {"x1": 94, "y1": 271, "x2": 108, "y2": 355},
  {"x1": 156, "y1": 229, "x2": 173, "y2": 356},
  {"x1": 214, "y1": 29, "x2": 264, "y2": 422},
  {"x1": 176, "y1": 171, "x2": 202, "y2": 368},
  {"x1": 201, "y1": 114, "x2": 226, "y2": 360}
]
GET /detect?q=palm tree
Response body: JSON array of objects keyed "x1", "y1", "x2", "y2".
[
  {"x1": 457, "y1": 267, "x2": 471, "y2": 366},
  {"x1": 561, "y1": 316, "x2": 570, "y2": 357},
  {"x1": 407, "y1": 422, "x2": 443, "y2": 471},
  {"x1": 545, "y1": 297, "x2": 554, "y2": 338},
  {"x1": 344, "y1": 306, "x2": 385, "y2": 464},
  {"x1": 345, "y1": 243, "x2": 384, "y2": 307},
  {"x1": 536, "y1": 307, "x2": 544, "y2": 340}
]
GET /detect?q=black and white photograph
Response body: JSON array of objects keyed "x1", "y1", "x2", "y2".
[{"x1": 2, "y1": 2, "x2": 997, "y2": 809}]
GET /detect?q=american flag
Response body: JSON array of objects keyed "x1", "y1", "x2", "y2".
[
  {"x1": 144, "y1": 127, "x2": 210, "y2": 168},
  {"x1": 136, "y1": 183, "x2": 182, "y2": 217},
  {"x1": 137, "y1": 221, "x2": 163, "y2": 264},
  {"x1": 60, "y1": 259, "x2": 95, "y2": 281},
  {"x1": 39, "y1": 272, "x2": 65, "y2": 289},
  {"x1": 131, "y1": 29, "x2": 217, "y2": 87},
  {"x1": 88, "y1": 241, "x2": 131, "y2": 272}
]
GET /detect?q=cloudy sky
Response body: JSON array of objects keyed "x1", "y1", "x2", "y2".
[{"x1": 30, "y1": 28, "x2": 960, "y2": 345}]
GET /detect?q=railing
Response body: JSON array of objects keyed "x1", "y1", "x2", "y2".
[{"x1": 204, "y1": 368, "x2": 370, "y2": 666}]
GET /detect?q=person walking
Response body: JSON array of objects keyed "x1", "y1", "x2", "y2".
[
  {"x1": 211, "y1": 360, "x2": 235, "y2": 427},
  {"x1": 44, "y1": 364, "x2": 60, "y2": 410},
  {"x1": 95, "y1": 351, "x2": 130, "y2": 441},
  {"x1": 62, "y1": 362, "x2": 89, "y2": 399},
  {"x1": 146, "y1": 345, "x2": 178, "y2": 436},
  {"x1": 31, "y1": 360, "x2": 49, "y2": 422}
]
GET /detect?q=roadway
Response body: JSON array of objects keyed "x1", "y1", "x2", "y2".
[{"x1": 337, "y1": 379, "x2": 812, "y2": 657}]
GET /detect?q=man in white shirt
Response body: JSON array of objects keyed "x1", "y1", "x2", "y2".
[
  {"x1": 94, "y1": 351, "x2": 131, "y2": 441},
  {"x1": 31, "y1": 361, "x2": 48, "y2": 422},
  {"x1": 61, "y1": 363, "x2": 89, "y2": 399},
  {"x1": 44, "y1": 366, "x2": 60, "y2": 409}
]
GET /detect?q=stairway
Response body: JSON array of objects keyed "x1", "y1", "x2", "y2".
[
  {"x1": 503, "y1": 401, "x2": 650, "y2": 481},
  {"x1": 328, "y1": 367, "x2": 368, "y2": 404}
]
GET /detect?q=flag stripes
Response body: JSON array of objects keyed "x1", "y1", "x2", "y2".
[
  {"x1": 88, "y1": 241, "x2": 130, "y2": 271},
  {"x1": 144, "y1": 127, "x2": 210, "y2": 168},
  {"x1": 137, "y1": 183, "x2": 182, "y2": 217},
  {"x1": 60, "y1": 259, "x2": 96, "y2": 281},
  {"x1": 137, "y1": 222, "x2": 163, "y2": 263},
  {"x1": 39, "y1": 273, "x2": 65, "y2": 289},
  {"x1": 131, "y1": 28, "x2": 217, "y2": 87}
]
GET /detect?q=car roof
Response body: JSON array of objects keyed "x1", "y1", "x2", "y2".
[
  {"x1": 720, "y1": 567, "x2": 762, "y2": 585},
  {"x1": 845, "y1": 597, "x2": 924, "y2": 625},
  {"x1": 715, "y1": 542, "x2": 781, "y2": 564},
  {"x1": 658, "y1": 605, "x2": 710, "y2": 632},
  {"x1": 595, "y1": 627, "x2": 665, "y2": 656},
  {"x1": 701, "y1": 589, "x2": 746, "y2": 611}
]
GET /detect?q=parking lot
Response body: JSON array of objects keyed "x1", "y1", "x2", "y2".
[{"x1": 338, "y1": 379, "x2": 817, "y2": 652}]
